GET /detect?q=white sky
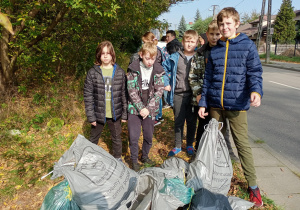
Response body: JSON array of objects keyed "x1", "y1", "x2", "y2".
[{"x1": 158, "y1": 0, "x2": 300, "y2": 30}]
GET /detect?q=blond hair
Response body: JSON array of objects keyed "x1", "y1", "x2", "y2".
[
  {"x1": 142, "y1": 32, "x2": 158, "y2": 45},
  {"x1": 217, "y1": 7, "x2": 240, "y2": 25},
  {"x1": 207, "y1": 20, "x2": 219, "y2": 32},
  {"x1": 139, "y1": 42, "x2": 157, "y2": 57},
  {"x1": 183, "y1": 30, "x2": 199, "y2": 42}
]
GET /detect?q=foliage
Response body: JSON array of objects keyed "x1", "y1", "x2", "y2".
[
  {"x1": 296, "y1": 20, "x2": 300, "y2": 41},
  {"x1": 273, "y1": 0, "x2": 296, "y2": 43},
  {"x1": 0, "y1": 0, "x2": 180, "y2": 92},
  {"x1": 178, "y1": 15, "x2": 187, "y2": 38},
  {"x1": 192, "y1": 16, "x2": 213, "y2": 35},
  {"x1": 240, "y1": 9, "x2": 260, "y2": 24},
  {"x1": 194, "y1": 9, "x2": 201, "y2": 22}
]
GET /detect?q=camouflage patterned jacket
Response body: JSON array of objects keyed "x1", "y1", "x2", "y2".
[
  {"x1": 127, "y1": 59, "x2": 165, "y2": 120},
  {"x1": 188, "y1": 44, "x2": 212, "y2": 106}
]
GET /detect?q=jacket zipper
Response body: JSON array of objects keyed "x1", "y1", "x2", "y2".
[{"x1": 221, "y1": 40, "x2": 229, "y2": 109}]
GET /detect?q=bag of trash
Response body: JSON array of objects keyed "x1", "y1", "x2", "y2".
[
  {"x1": 228, "y1": 196, "x2": 254, "y2": 210},
  {"x1": 184, "y1": 188, "x2": 232, "y2": 210},
  {"x1": 133, "y1": 161, "x2": 193, "y2": 210},
  {"x1": 160, "y1": 157, "x2": 190, "y2": 180},
  {"x1": 186, "y1": 118, "x2": 233, "y2": 195},
  {"x1": 49, "y1": 134, "x2": 139, "y2": 210},
  {"x1": 40, "y1": 179, "x2": 80, "y2": 210},
  {"x1": 159, "y1": 177, "x2": 194, "y2": 204}
]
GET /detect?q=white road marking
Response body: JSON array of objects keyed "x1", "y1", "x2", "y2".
[{"x1": 269, "y1": 81, "x2": 300, "y2": 91}]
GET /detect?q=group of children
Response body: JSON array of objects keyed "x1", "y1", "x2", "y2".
[{"x1": 83, "y1": 7, "x2": 263, "y2": 207}]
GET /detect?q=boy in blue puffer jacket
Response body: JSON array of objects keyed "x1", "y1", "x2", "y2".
[{"x1": 198, "y1": 7, "x2": 263, "y2": 207}]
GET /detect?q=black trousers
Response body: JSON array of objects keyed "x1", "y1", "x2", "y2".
[
  {"x1": 128, "y1": 114, "x2": 154, "y2": 163},
  {"x1": 173, "y1": 93, "x2": 197, "y2": 148},
  {"x1": 89, "y1": 118, "x2": 122, "y2": 158}
]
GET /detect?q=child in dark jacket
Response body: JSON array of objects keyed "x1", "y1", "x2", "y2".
[
  {"x1": 163, "y1": 30, "x2": 199, "y2": 157},
  {"x1": 189, "y1": 20, "x2": 220, "y2": 150},
  {"x1": 127, "y1": 42, "x2": 164, "y2": 171},
  {"x1": 84, "y1": 41, "x2": 127, "y2": 161},
  {"x1": 198, "y1": 7, "x2": 263, "y2": 207}
]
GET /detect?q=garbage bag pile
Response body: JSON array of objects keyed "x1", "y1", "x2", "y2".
[{"x1": 41, "y1": 118, "x2": 254, "y2": 210}]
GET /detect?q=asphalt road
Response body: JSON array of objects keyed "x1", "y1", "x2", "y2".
[{"x1": 247, "y1": 65, "x2": 300, "y2": 170}]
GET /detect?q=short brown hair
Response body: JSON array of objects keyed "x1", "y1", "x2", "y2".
[
  {"x1": 142, "y1": 32, "x2": 158, "y2": 45},
  {"x1": 139, "y1": 42, "x2": 157, "y2": 58},
  {"x1": 95, "y1": 41, "x2": 116, "y2": 65},
  {"x1": 207, "y1": 20, "x2": 219, "y2": 32},
  {"x1": 182, "y1": 30, "x2": 199, "y2": 42},
  {"x1": 217, "y1": 7, "x2": 240, "y2": 25}
]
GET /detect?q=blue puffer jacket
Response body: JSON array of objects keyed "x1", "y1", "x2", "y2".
[
  {"x1": 199, "y1": 33, "x2": 263, "y2": 111},
  {"x1": 162, "y1": 52, "x2": 180, "y2": 106}
]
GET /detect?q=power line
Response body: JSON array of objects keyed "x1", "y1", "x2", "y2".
[{"x1": 234, "y1": 0, "x2": 245, "y2": 8}]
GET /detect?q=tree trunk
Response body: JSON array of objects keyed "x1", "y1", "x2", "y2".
[{"x1": 0, "y1": 29, "x2": 15, "y2": 92}]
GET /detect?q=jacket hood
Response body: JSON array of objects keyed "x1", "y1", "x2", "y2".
[
  {"x1": 166, "y1": 39, "x2": 183, "y2": 55},
  {"x1": 128, "y1": 59, "x2": 164, "y2": 75}
]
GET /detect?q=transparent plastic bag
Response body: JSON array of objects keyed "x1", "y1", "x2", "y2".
[
  {"x1": 41, "y1": 179, "x2": 80, "y2": 210},
  {"x1": 159, "y1": 177, "x2": 194, "y2": 205}
]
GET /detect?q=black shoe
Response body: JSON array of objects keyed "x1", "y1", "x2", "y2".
[
  {"x1": 141, "y1": 158, "x2": 155, "y2": 165},
  {"x1": 158, "y1": 117, "x2": 164, "y2": 122},
  {"x1": 132, "y1": 162, "x2": 140, "y2": 172}
]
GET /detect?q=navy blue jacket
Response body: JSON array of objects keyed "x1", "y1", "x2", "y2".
[{"x1": 199, "y1": 33, "x2": 263, "y2": 111}]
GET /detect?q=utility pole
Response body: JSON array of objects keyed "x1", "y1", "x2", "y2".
[
  {"x1": 256, "y1": 0, "x2": 266, "y2": 50},
  {"x1": 210, "y1": 5, "x2": 219, "y2": 20},
  {"x1": 266, "y1": 0, "x2": 272, "y2": 63}
]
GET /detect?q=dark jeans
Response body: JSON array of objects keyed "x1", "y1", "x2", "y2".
[
  {"x1": 89, "y1": 118, "x2": 122, "y2": 158},
  {"x1": 173, "y1": 93, "x2": 197, "y2": 148},
  {"x1": 128, "y1": 114, "x2": 154, "y2": 163},
  {"x1": 194, "y1": 106, "x2": 211, "y2": 150}
]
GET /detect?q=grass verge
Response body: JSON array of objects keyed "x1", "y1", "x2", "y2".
[{"x1": 260, "y1": 53, "x2": 300, "y2": 63}]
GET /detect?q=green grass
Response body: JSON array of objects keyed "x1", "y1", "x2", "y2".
[
  {"x1": 260, "y1": 53, "x2": 300, "y2": 63},
  {"x1": 254, "y1": 139, "x2": 265, "y2": 144}
]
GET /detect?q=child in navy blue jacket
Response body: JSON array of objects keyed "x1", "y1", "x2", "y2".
[{"x1": 198, "y1": 7, "x2": 263, "y2": 207}]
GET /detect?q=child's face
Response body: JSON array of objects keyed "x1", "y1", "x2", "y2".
[
  {"x1": 206, "y1": 28, "x2": 221, "y2": 47},
  {"x1": 218, "y1": 16, "x2": 240, "y2": 39},
  {"x1": 140, "y1": 52, "x2": 156, "y2": 68},
  {"x1": 182, "y1": 37, "x2": 198, "y2": 54},
  {"x1": 166, "y1": 33, "x2": 175, "y2": 43},
  {"x1": 101, "y1": 46, "x2": 112, "y2": 66}
]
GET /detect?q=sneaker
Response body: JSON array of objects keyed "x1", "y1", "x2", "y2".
[
  {"x1": 132, "y1": 162, "x2": 140, "y2": 172},
  {"x1": 248, "y1": 187, "x2": 263, "y2": 207},
  {"x1": 141, "y1": 158, "x2": 155, "y2": 165},
  {"x1": 186, "y1": 146, "x2": 195, "y2": 156},
  {"x1": 163, "y1": 105, "x2": 171, "y2": 109},
  {"x1": 168, "y1": 147, "x2": 181, "y2": 156},
  {"x1": 154, "y1": 120, "x2": 161, "y2": 126},
  {"x1": 158, "y1": 117, "x2": 164, "y2": 122}
]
